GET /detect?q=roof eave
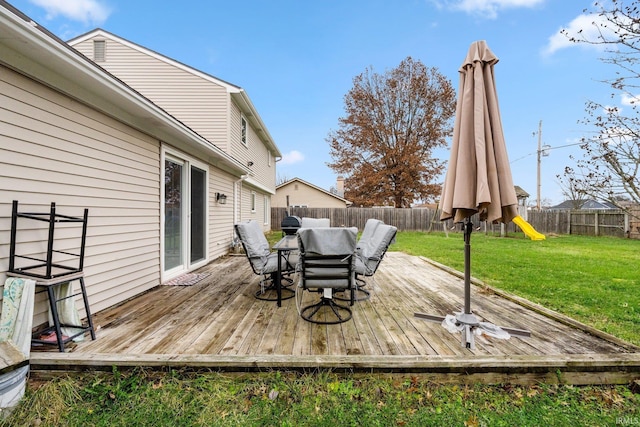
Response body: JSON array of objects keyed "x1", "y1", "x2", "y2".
[
  {"x1": 231, "y1": 91, "x2": 282, "y2": 158},
  {"x1": 0, "y1": 4, "x2": 249, "y2": 176}
]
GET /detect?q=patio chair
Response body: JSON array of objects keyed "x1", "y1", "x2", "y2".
[
  {"x1": 300, "y1": 217, "x2": 330, "y2": 228},
  {"x1": 337, "y1": 222, "x2": 396, "y2": 301},
  {"x1": 234, "y1": 220, "x2": 296, "y2": 302},
  {"x1": 296, "y1": 227, "x2": 357, "y2": 324}
]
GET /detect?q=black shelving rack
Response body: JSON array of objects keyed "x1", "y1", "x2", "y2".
[
  {"x1": 8, "y1": 200, "x2": 95, "y2": 351},
  {"x1": 9, "y1": 200, "x2": 88, "y2": 279}
]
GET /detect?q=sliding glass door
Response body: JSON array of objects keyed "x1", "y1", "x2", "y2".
[
  {"x1": 163, "y1": 152, "x2": 207, "y2": 277},
  {"x1": 190, "y1": 166, "x2": 206, "y2": 264}
]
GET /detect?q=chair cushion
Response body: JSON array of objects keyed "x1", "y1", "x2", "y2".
[
  {"x1": 355, "y1": 224, "x2": 397, "y2": 276},
  {"x1": 298, "y1": 227, "x2": 357, "y2": 255},
  {"x1": 297, "y1": 227, "x2": 357, "y2": 290},
  {"x1": 235, "y1": 220, "x2": 272, "y2": 273},
  {"x1": 300, "y1": 217, "x2": 331, "y2": 228},
  {"x1": 356, "y1": 219, "x2": 383, "y2": 256}
]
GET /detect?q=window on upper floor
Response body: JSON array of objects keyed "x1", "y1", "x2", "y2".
[
  {"x1": 93, "y1": 39, "x2": 106, "y2": 62},
  {"x1": 241, "y1": 117, "x2": 247, "y2": 146}
]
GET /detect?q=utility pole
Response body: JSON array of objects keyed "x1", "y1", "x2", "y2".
[
  {"x1": 535, "y1": 120, "x2": 550, "y2": 210},
  {"x1": 537, "y1": 120, "x2": 542, "y2": 211}
]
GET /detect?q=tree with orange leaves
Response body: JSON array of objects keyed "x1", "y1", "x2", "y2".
[{"x1": 327, "y1": 57, "x2": 455, "y2": 207}]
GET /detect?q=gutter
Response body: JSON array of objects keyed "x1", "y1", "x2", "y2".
[{"x1": 0, "y1": 2, "x2": 250, "y2": 177}]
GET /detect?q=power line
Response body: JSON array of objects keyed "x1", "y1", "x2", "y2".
[{"x1": 510, "y1": 141, "x2": 584, "y2": 164}]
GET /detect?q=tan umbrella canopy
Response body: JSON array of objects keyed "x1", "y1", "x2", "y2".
[
  {"x1": 416, "y1": 41, "x2": 530, "y2": 349},
  {"x1": 440, "y1": 40, "x2": 518, "y2": 224}
]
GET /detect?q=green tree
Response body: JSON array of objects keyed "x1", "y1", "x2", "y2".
[{"x1": 327, "y1": 57, "x2": 456, "y2": 207}]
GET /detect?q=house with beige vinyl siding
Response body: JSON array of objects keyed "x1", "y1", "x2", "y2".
[
  {"x1": 67, "y1": 28, "x2": 278, "y2": 231},
  {"x1": 0, "y1": 2, "x2": 279, "y2": 328},
  {"x1": 273, "y1": 178, "x2": 352, "y2": 209}
]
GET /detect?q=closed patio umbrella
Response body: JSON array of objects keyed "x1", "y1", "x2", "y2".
[
  {"x1": 439, "y1": 40, "x2": 518, "y2": 225},
  {"x1": 416, "y1": 40, "x2": 529, "y2": 348}
]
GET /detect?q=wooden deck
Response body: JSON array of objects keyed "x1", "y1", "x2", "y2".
[{"x1": 30, "y1": 252, "x2": 640, "y2": 384}]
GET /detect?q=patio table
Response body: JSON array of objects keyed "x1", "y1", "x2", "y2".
[{"x1": 273, "y1": 234, "x2": 298, "y2": 307}]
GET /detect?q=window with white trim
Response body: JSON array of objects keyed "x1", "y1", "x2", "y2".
[
  {"x1": 263, "y1": 195, "x2": 270, "y2": 225},
  {"x1": 251, "y1": 191, "x2": 256, "y2": 212},
  {"x1": 241, "y1": 117, "x2": 247, "y2": 146}
]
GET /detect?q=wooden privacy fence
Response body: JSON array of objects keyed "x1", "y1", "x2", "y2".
[
  {"x1": 272, "y1": 207, "x2": 442, "y2": 232},
  {"x1": 527, "y1": 209, "x2": 629, "y2": 238},
  {"x1": 272, "y1": 207, "x2": 638, "y2": 239}
]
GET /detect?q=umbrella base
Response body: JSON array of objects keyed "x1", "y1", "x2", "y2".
[{"x1": 414, "y1": 312, "x2": 531, "y2": 349}]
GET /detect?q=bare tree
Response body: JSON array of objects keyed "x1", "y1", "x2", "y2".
[
  {"x1": 562, "y1": 0, "x2": 640, "y2": 208},
  {"x1": 276, "y1": 174, "x2": 291, "y2": 186},
  {"x1": 557, "y1": 168, "x2": 590, "y2": 209},
  {"x1": 326, "y1": 57, "x2": 456, "y2": 207}
]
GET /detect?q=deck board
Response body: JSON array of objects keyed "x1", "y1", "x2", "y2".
[{"x1": 67, "y1": 252, "x2": 637, "y2": 358}]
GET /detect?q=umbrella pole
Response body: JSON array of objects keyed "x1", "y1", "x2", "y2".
[
  {"x1": 463, "y1": 218, "x2": 472, "y2": 314},
  {"x1": 456, "y1": 218, "x2": 479, "y2": 348},
  {"x1": 414, "y1": 217, "x2": 531, "y2": 349}
]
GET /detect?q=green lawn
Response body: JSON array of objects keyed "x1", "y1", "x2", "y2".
[
  {"x1": 3, "y1": 231, "x2": 639, "y2": 426},
  {"x1": 391, "y1": 231, "x2": 640, "y2": 346},
  {"x1": 4, "y1": 369, "x2": 639, "y2": 427}
]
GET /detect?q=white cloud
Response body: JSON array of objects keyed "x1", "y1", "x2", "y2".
[
  {"x1": 621, "y1": 93, "x2": 640, "y2": 106},
  {"x1": 542, "y1": 10, "x2": 630, "y2": 56},
  {"x1": 279, "y1": 150, "x2": 304, "y2": 165},
  {"x1": 432, "y1": 0, "x2": 545, "y2": 19},
  {"x1": 543, "y1": 13, "x2": 605, "y2": 56},
  {"x1": 30, "y1": 0, "x2": 111, "y2": 25}
]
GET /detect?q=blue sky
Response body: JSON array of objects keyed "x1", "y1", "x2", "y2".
[{"x1": 7, "y1": 0, "x2": 624, "y2": 205}]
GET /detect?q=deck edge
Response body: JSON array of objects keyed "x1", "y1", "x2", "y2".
[
  {"x1": 29, "y1": 353, "x2": 640, "y2": 385},
  {"x1": 417, "y1": 255, "x2": 640, "y2": 352}
]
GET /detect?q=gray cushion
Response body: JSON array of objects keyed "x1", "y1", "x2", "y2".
[
  {"x1": 356, "y1": 218, "x2": 383, "y2": 256},
  {"x1": 297, "y1": 227, "x2": 357, "y2": 290},
  {"x1": 355, "y1": 223, "x2": 397, "y2": 276},
  {"x1": 235, "y1": 220, "x2": 272, "y2": 273},
  {"x1": 300, "y1": 217, "x2": 331, "y2": 228}
]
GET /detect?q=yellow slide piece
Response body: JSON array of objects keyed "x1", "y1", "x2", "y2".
[{"x1": 512, "y1": 215, "x2": 546, "y2": 241}]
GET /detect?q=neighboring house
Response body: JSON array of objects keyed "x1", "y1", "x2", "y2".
[
  {"x1": 0, "y1": 3, "x2": 280, "y2": 326},
  {"x1": 549, "y1": 200, "x2": 618, "y2": 210},
  {"x1": 273, "y1": 178, "x2": 352, "y2": 208}
]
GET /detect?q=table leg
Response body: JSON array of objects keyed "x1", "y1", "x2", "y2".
[
  {"x1": 276, "y1": 250, "x2": 282, "y2": 307},
  {"x1": 46, "y1": 285, "x2": 65, "y2": 352}
]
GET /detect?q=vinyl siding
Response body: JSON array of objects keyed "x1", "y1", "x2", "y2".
[
  {"x1": 207, "y1": 167, "x2": 236, "y2": 258},
  {"x1": 229, "y1": 102, "x2": 276, "y2": 195},
  {"x1": 0, "y1": 65, "x2": 161, "y2": 324},
  {"x1": 229, "y1": 102, "x2": 275, "y2": 230},
  {"x1": 72, "y1": 32, "x2": 276, "y2": 231},
  {"x1": 73, "y1": 36, "x2": 230, "y2": 152},
  {"x1": 273, "y1": 181, "x2": 348, "y2": 208}
]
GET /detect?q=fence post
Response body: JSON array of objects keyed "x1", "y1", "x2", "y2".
[
  {"x1": 594, "y1": 211, "x2": 599, "y2": 236},
  {"x1": 625, "y1": 211, "x2": 630, "y2": 238},
  {"x1": 567, "y1": 210, "x2": 571, "y2": 235}
]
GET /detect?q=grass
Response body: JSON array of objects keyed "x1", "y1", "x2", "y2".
[
  {"x1": 3, "y1": 231, "x2": 639, "y2": 426},
  {"x1": 391, "y1": 231, "x2": 640, "y2": 346},
  {"x1": 3, "y1": 369, "x2": 639, "y2": 426}
]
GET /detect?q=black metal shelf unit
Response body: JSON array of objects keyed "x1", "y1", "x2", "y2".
[
  {"x1": 9, "y1": 200, "x2": 88, "y2": 279},
  {"x1": 8, "y1": 200, "x2": 95, "y2": 352}
]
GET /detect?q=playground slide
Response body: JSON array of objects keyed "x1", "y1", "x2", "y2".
[{"x1": 513, "y1": 215, "x2": 546, "y2": 241}]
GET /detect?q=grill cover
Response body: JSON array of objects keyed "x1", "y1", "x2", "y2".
[{"x1": 281, "y1": 215, "x2": 301, "y2": 235}]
